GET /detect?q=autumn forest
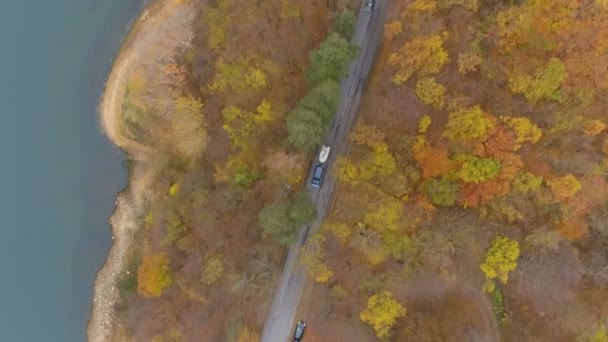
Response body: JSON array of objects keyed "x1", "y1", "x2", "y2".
[{"x1": 101, "y1": 0, "x2": 608, "y2": 341}]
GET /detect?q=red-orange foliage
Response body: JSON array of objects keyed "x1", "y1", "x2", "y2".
[
  {"x1": 558, "y1": 217, "x2": 588, "y2": 241},
  {"x1": 494, "y1": 152, "x2": 523, "y2": 181},
  {"x1": 413, "y1": 143, "x2": 451, "y2": 179},
  {"x1": 495, "y1": 0, "x2": 608, "y2": 90},
  {"x1": 556, "y1": 176, "x2": 607, "y2": 240},
  {"x1": 474, "y1": 124, "x2": 516, "y2": 157},
  {"x1": 569, "y1": 176, "x2": 608, "y2": 217},
  {"x1": 460, "y1": 180, "x2": 510, "y2": 208}
]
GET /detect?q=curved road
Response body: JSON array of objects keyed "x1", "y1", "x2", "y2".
[{"x1": 261, "y1": 1, "x2": 391, "y2": 341}]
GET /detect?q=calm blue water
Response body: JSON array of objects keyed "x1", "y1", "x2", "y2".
[{"x1": 0, "y1": 1, "x2": 145, "y2": 341}]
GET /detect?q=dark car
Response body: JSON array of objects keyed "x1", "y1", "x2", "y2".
[
  {"x1": 293, "y1": 320, "x2": 306, "y2": 341},
  {"x1": 311, "y1": 164, "x2": 325, "y2": 188},
  {"x1": 364, "y1": 0, "x2": 374, "y2": 12}
]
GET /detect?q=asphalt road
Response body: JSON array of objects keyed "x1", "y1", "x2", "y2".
[{"x1": 261, "y1": 1, "x2": 391, "y2": 341}]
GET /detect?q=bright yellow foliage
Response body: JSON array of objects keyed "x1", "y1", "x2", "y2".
[
  {"x1": 338, "y1": 143, "x2": 396, "y2": 184},
  {"x1": 365, "y1": 143, "x2": 397, "y2": 177},
  {"x1": 388, "y1": 33, "x2": 449, "y2": 85},
  {"x1": 245, "y1": 68, "x2": 268, "y2": 89},
  {"x1": 300, "y1": 233, "x2": 333, "y2": 283},
  {"x1": 419, "y1": 115, "x2": 432, "y2": 134},
  {"x1": 480, "y1": 236, "x2": 519, "y2": 292},
  {"x1": 508, "y1": 58, "x2": 567, "y2": 103},
  {"x1": 222, "y1": 100, "x2": 275, "y2": 149},
  {"x1": 168, "y1": 183, "x2": 180, "y2": 196},
  {"x1": 547, "y1": 174, "x2": 582, "y2": 202},
  {"x1": 255, "y1": 99, "x2": 276, "y2": 122},
  {"x1": 415, "y1": 77, "x2": 446, "y2": 109},
  {"x1": 364, "y1": 196, "x2": 402, "y2": 232},
  {"x1": 336, "y1": 157, "x2": 360, "y2": 184},
  {"x1": 210, "y1": 58, "x2": 268, "y2": 93},
  {"x1": 360, "y1": 291, "x2": 406, "y2": 339},
  {"x1": 501, "y1": 116, "x2": 542, "y2": 150},
  {"x1": 443, "y1": 105, "x2": 493, "y2": 141},
  {"x1": 589, "y1": 324, "x2": 608, "y2": 342},
  {"x1": 137, "y1": 253, "x2": 172, "y2": 297}
]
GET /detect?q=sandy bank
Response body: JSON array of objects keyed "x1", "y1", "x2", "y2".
[{"x1": 88, "y1": 0, "x2": 188, "y2": 340}]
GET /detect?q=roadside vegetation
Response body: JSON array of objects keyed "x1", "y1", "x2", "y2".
[{"x1": 106, "y1": 0, "x2": 360, "y2": 340}]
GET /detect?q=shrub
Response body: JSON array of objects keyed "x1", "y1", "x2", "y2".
[
  {"x1": 456, "y1": 156, "x2": 501, "y2": 184},
  {"x1": 137, "y1": 253, "x2": 172, "y2": 297},
  {"x1": 201, "y1": 255, "x2": 224, "y2": 285},
  {"x1": 415, "y1": 77, "x2": 446, "y2": 109},
  {"x1": 424, "y1": 177, "x2": 459, "y2": 207}
]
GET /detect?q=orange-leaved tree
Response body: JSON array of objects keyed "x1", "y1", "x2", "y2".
[
  {"x1": 137, "y1": 252, "x2": 172, "y2": 297},
  {"x1": 547, "y1": 174, "x2": 581, "y2": 202}
]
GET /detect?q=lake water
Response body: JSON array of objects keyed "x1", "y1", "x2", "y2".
[{"x1": 0, "y1": 0, "x2": 145, "y2": 340}]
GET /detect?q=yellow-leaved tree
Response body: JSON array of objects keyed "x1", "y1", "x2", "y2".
[
  {"x1": 415, "y1": 77, "x2": 446, "y2": 109},
  {"x1": 137, "y1": 253, "x2": 172, "y2": 297},
  {"x1": 480, "y1": 236, "x2": 520, "y2": 293},
  {"x1": 300, "y1": 233, "x2": 333, "y2": 283},
  {"x1": 360, "y1": 291, "x2": 406, "y2": 339},
  {"x1": 501, "y1": 116, "x2": 542, "y2": 150},
  {"x1": 443, "y1": 105, "x2": 493, "y2": 142},
  {"x1": 388, "y1": 33, "x2": 449, "y2": 85}
]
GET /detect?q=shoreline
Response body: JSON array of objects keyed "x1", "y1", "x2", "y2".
[{"x1": 87, "y1": 0, "x2": 169, "y2": 340}]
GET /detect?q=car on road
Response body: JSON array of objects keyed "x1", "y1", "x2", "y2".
[
  {"x1": 311, "y1": 163, "x2": 325, "y2": 188},
  {"x1": 310, "y1": 164, "x2": 325, "y2": 188},
  {"x1": 364, "y1": 0, "x2": 374, "y2": 12},
  {"x1": 293, "y1": 320, "x2": 306, "y2": 341}
]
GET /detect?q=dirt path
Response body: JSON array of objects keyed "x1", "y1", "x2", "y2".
[{"x1": 87, "y1": 1, "x2": 193, "y2": 341}]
